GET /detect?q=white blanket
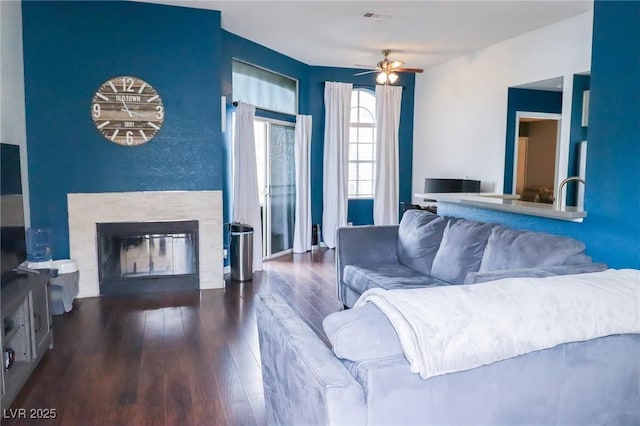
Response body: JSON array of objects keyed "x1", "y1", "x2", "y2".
[{"x1": 354, "y1": 269, "x2": 640, "y2": 379}]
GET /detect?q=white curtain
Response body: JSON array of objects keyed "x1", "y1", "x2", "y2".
[
  {"x1": 322, "y1": 82, "x2": 352, "y2": 249},
  {"x1": 373, "y1": 84, "x2": 402, "y2": 225},
  {"x1": 232, "y1": 102, "x2": 263, "y2": 271},
  {"x1": 293, "y1": 115, "x2": 313, "y2": 253}
]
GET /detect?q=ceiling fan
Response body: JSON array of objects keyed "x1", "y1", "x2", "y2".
[{"x1": 355, "y1": 49, "x2": 424, "y2": 84}]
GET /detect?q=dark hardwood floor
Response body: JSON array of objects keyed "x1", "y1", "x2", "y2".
[{"x1": 6, "y1": 248, "x2": 342, "y2": 426}]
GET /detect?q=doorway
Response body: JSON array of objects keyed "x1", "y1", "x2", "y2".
[
  {"x1": 253, "y1": 119, "x2": 296, "y2": 258},
  {"x1": 513, "y1": 112, "x2": 561, "y2": 204}
]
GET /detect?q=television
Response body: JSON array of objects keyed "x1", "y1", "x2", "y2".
[{"x1": 1, "y1": 143, "x2": 27, "y2": 285}]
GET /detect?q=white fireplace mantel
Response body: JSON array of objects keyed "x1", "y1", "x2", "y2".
[{"x1": 67, "y1": 190, "x2": 224, "y2": 298}]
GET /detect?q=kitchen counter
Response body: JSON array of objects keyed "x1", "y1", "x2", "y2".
[{"x1": 414, "y1": 193, "x2": 586, "y2": 222}]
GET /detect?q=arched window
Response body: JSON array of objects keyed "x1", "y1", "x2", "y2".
[{"x1": 348, "y1": 89, "x2": 376, "y2": 198}]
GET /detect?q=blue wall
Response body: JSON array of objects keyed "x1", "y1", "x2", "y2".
[
  {"x1": 567, "y1": 74, "x2": 590, "y2": 204},
  {"x1": 218, "y1": 32, "x2": 416, "y2": 237},
  {"x1": 503, "y1": 88, "x2": 562, "y2": 194},
  {"x1": 219, "y1": 35, "x2": 416, "y2": 230},
  {"x1": 220, "y1": 31, "x2": 310, "y2": 253},
  {"x1": 22, "y1": 1, "x2": 223, "y2": 258},
  {"x1": 21, "y1": 1, "x2": 416, "y2": 258},
  {"x1": 583, "y1": 0, "x2": 640, "y2": 267},
  {"x1": 307, "y1": 67, "x2": 415, "y2": 226},
  {"x1": 443, "y1": 0, "x2": 640, "y2": 268}
]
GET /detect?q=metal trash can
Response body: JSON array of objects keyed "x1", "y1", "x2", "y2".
[{"x1": 230, "y1": 223, "x2": 253, "y2": 281}]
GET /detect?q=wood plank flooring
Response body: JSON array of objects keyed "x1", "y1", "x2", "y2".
[{"x1": 5, "y1": 248, "x2": 342, "y2": 426}]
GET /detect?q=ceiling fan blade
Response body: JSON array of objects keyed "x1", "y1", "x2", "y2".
[
  {"x1": 395, "y1": 67, "x2": 424, "y2": 73},
  {"x1": 357, "y1": 50, "x2": 423, "y2": 76},
  {"x1": 354, "y1": 69, "x2": 379, "y2": 76},
  {"x1": 354, "y1": 64, "x2": 378, "y2": 69}
]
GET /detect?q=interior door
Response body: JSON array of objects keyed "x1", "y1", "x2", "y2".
[{"x1": 254, "y1": 120, "x2": 296, "y2": 258}]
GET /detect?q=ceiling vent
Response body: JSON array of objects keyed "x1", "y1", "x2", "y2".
[{"x1": 363, "y1": 12, "x2": 391, "y2": 20}]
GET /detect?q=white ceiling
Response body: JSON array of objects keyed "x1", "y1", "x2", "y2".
[{"x1": 136, "y1": 0, "x2": 593, "y2": 71}]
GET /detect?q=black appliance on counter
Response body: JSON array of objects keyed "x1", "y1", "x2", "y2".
[
  {"x1": 417, "y1": 178, "x2": 483, "y2": 213},
  {"x1": 423, "y1": 178, "x2": 481, "y2": 194}
]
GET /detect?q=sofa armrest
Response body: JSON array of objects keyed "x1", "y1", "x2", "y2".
[
  {"x1": 255, "y1": 293, "x2": 366, "y2": 426},
  {"x1": 464, "y1": 262, "x2": 608, "y2": 285},
  {"x1": 335, "y1": 225, "x2": 399, "y2": 305}
]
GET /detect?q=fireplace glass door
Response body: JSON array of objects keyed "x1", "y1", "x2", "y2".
[{"x1": 97, "y1": 221, "x2": 199, "y2": 295}]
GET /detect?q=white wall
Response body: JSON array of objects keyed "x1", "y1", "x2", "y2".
[
  {"x1": 412, "y1": 11, "x2": 593, "y2": 200},
  {"x1": 1, "y1": 0, "x2": 30, "y2": 226}
]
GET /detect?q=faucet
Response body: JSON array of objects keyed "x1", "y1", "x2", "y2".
[{"x1": 555, "y1": 176, "x2": 585, "y2": 209}]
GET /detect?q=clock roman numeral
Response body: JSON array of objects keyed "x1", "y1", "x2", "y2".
[
  {"x1": 139, "y1": 130, "x2": 148, "y2": 142},
  {"x1": 111, "y1": 129, "x2": 120, "y2": 141},
  {"x1": 147, "y1": 122, "x2": 160, "y2": 130},
  {"x1": 147, "y1": 95, "x2": 159, "y2": 103},
  {"x1": 108, "y1": 81, "x2": 118, "y2": 93},
  {"x1": 96, "y1": 93, "x2": 109, "y2": 101},
  {"x1": 138, "y1": 83, "x2": 147, "y2": 94},
  {"x1": 97, "y1": 121, "x2": 110, "y2": 129}
]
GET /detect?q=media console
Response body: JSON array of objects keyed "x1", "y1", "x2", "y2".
[{"x1": 1, "y1": 271, "x2": 52, "y2": 409}]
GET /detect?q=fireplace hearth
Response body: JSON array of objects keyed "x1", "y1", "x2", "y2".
[{"x1": 97, "y1": 221, "x2": 199, "y2": 295}]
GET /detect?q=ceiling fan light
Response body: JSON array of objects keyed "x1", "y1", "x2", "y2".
[
  {"x1": 376, "y1": 72, "x2": 388, "y2": 84},
  {"x1": 388, "y1": 72, "x2": 399, "y2": 84}
]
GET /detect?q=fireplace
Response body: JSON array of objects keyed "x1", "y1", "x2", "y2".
[
  {"x1": 97, "y1": 221, "x2": 199, "y2": 295},
  {"x1": 68, "y1": 191, "x2": 223, "y2": 298}
]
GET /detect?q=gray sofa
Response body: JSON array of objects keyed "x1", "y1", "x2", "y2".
[
  {"x1": 337, "y1": 210, "x2": 605, "y2": 307},
  {"x1": 256, "y1": 292, "x2": 640, "y2": 425}
]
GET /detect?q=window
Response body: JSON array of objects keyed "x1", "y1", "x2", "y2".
[
  {"x1": 348, "y1": 89, "x2": 376, "y2": 198},
  {"x1": 232, "y1": 59, "x2": 298, "y2": 115}
]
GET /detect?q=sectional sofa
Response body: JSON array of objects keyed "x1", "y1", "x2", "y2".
[
  {"x1": 256, "y1": 267, "x2": 640, "y2": 425},
  {"x1": 337, "y1": 210, "x2": 606, "y2": 307}
]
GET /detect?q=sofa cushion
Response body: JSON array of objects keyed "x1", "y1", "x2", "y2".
[
  {"x1": 397, "y1": 210, "x2": 448, "y2": 276},
  {"x1": 323, "y1": 303, "x2": 403, "y2": 361},
  {"x1": 430, "y1": 218, "x2": 494, "y2": 284},
  {"x1": 479, "y1": 226, "x2": 587, "y2": 272},
  {"x1": 343, "y1": 264, "x2": 448, "y2": 295}
]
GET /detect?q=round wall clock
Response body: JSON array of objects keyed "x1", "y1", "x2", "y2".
[{"x1": 91, "y1": 76, "x2": 164, "y2": 146}]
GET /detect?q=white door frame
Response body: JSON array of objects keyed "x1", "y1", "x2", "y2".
[{"x1": 254, "y1": 117, "x2": 296, "y2": 259}]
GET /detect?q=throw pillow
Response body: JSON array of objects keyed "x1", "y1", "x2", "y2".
[
  {"x1": 323, "y1": 303, "x2": 403, "y2": 362},
  {"x1": 397, "y1": 210, "x2": 448, "y2": 276},
  {"x1": 479, "y1": 225, "x2": 586, "y2": 271},
  {"x1": 430, "y1": 218, "x2": 493, "y2": 284}
]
